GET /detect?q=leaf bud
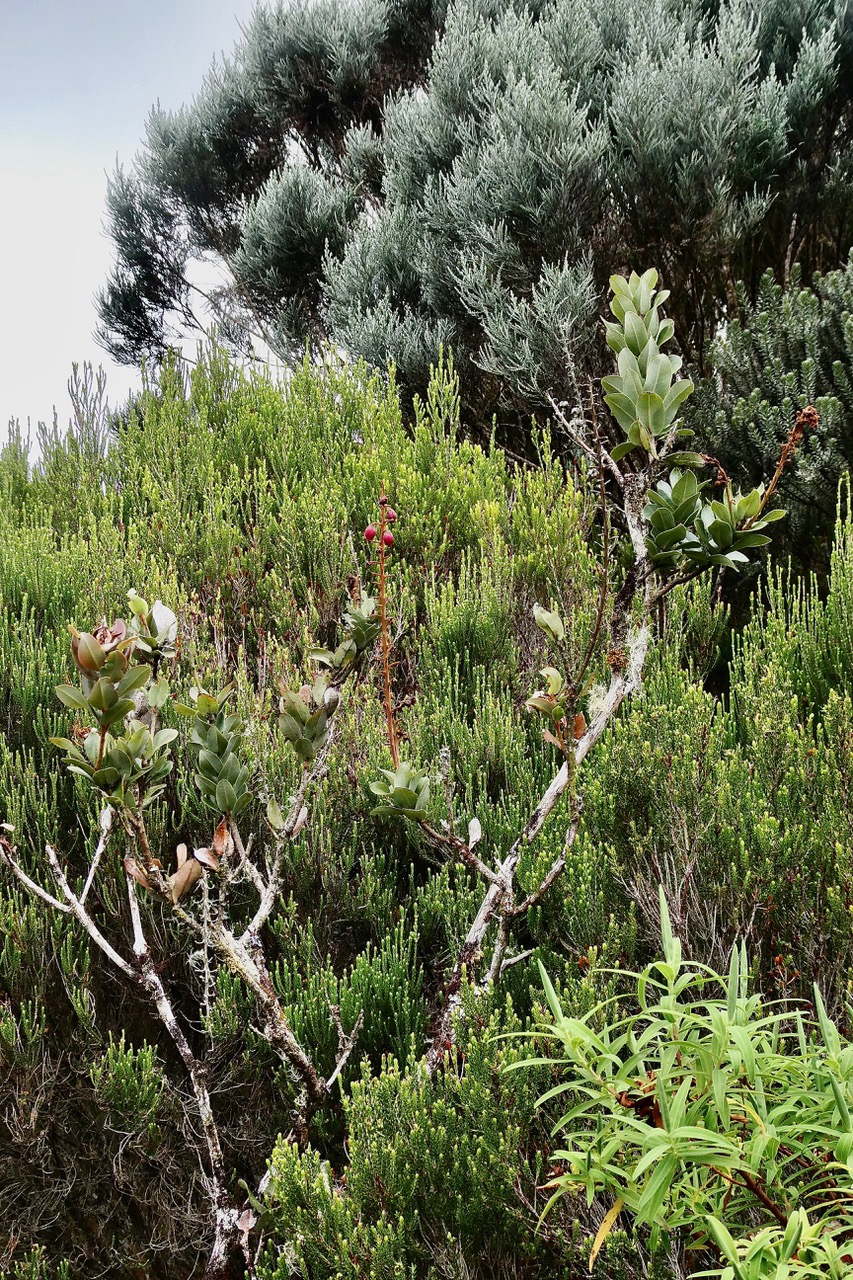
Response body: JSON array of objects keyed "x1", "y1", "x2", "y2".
[{"x1": 73, "y1": 632, "x2": 107, "y2": 674}]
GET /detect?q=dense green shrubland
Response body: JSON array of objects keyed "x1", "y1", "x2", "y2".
[
  {"x1": 1, "y1": 340, "x2": 852, "y2": 1279},
  {"x1": 694, "y1": 254, "x2": 853, "y2": 572}
]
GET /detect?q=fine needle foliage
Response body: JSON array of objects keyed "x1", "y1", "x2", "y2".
[
  {"x1": 516, "y1": 887, "x2": 853, "y2": 1279},
  {"x1": 0, "y1": 268, "x2": 839, "y2": 1280}
]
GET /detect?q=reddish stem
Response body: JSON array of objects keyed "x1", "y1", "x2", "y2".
[
  {"x1": 744, "y1": 406, "x2": 818, "y2": 529},
  {"x1": 376, "y1": 497, "x2": 399, "y2": 767}
]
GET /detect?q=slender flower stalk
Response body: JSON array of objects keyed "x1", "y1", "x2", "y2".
[{"x1": 366, "y1": 493, "x2": 399, "y2": 766}]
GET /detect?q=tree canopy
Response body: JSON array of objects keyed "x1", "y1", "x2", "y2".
[{"x1": 98, "y1": 0, "x2": 853, "y2": 426}]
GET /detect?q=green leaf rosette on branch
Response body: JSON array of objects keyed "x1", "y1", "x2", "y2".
[
  {"x1": 369, "y1": 762, "x2": 431, "y2": 822},
  {"x1": 277, "y1": 677, "x2": 340, "y2": 766},
  {"x1": 602, "y1": 269, "x2": 694, "y2": 461},
  {"x1": 175, "y1": 685, "x2": 253, "y2": 817},
  {"x1": 51, "y1": 613, "x2": 177, "y2": 811}
]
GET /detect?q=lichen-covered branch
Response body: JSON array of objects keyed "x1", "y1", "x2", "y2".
[{"x1": 427, "y1": 452, "x2": 655, "y2": 1072}]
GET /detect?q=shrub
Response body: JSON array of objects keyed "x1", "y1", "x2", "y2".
[
  {"x1": 517, "y1": 888, "x2": 853, "y2": 1278},
  {"x1": 693, "y1": 255, "x2": 853, "y2": 575},
  {"x1": 0, "y1": 275, "x2": 817, "y2": 1278}
]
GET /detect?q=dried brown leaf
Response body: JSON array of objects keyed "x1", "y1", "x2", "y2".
[
  {"x1": 212, "y1": 817, "x2": 232, "y2": 859},
  {"x1": 193, "y1": 847, "x2": 220, "y2": 871},
  {"x1": 290, "y1": 805, "x2": 309, "y2": 838},
  {"x1": 124, "y1": 857, "x2": 152, "y2": 891},
  {"x1": 168, "y1": 858, "x2": 202, "y2": 903}
]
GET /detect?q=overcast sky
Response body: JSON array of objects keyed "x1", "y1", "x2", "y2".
[{"x1": 1, "y1": 0, "x2": 258, "y2": 437}]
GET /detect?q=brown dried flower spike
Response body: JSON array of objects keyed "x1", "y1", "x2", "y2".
[{"x1": 606, "y1": 647, "x2": 628, "y2": 673}]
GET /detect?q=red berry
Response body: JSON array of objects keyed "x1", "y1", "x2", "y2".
[
  {"x1": 386, "y1": 507, "x2": 398, "y2": 523},
  {"x1": 382, "y1": 530, "x2": 394, "y2": 548},
  {"x1": 364, "y1": 525, "x2": 377, "y2": 542}
]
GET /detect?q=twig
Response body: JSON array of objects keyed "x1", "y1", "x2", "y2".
[
  {"x1": 439, "y1": 745, "x2": 456, "y2": 837},
  {"x1": 45, "y1": 844, "x2": 135, "y2": 978},
  {"x1": 326, "y1": 1006, "x2": 365, "y2": 1093},
  {"x1": 227, "y1": 818, "x2": 266, "y2": 900},
  {"x1": 499, "y1": 949, "x2": 534, "y2": 976},
  {"x1": 426, "y1": 460, "x2": 655, "y2": 1072},
  {"x1": 419, "y1": 822, "x2": 497, "y2": 884},
  {"x1": 486, "y1": 912, "x2": 512, "y2": 986},
  {"x1": 744, "y1": 406, "x2": 817, "y2": 529},
  {"x1": 241, "y1": 729, "x2": 335, "y2": 942},
  {"x1": 547, "y1": 393, "x2": 624, "y2": 491},
  {"x1": 511, "y1": 817, "x2": 581, "y2": 917},
  {"x1": 126, "y1": 873, "x2": 241, "y2": 1277},
  {"x1": 80, "y1": 806, "x2": 113, "y2": 905},
  {"x1": 0, "y1": 835, "x2": 70, "y2": 915},
  {"x1": 211, "y1": 923, "x2": 327, "y2": 1113}
]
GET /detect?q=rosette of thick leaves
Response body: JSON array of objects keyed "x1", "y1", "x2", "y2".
[
  {"x1": 369, "y1": 762, "x2": 431, "y2": 822},
  {"x1": 278, "y1": 678, "x2": 339, "y2": 764},
  {"x1": 602, "y1": 270, "x2": 694, "y2": 460},
  {"x1": 644, "y1": 469, "x2": 706, "y2": 568},
  {"x1": 127, "y1": 590, "x2": 178, "y2": 662},
  {"x1": 51, "y1": 721, "x2": 176, "y2": 810},
  {"x1": 176, "y1": 687, "x2": 253, "y2": 815},
  {"x1": 683, "y1": 487, "x2": 785, "y2": 572},
  {"x1": 55, "y1": 617, "x2": 153, "y2": 769},
  {"x1": 644, "y1": 469, "x2": 786, "y2": 572},
  {"x1": 309, "y1": 597, "x2": 381, "y2": 671}
]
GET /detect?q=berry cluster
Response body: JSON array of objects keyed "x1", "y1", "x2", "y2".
[{"x1": 364, "y1": 501, "x2": 397, "y2": 548}]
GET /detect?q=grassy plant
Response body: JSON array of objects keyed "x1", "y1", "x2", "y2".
[{"x1": 515, "y1": 888, "x2": 853, "y2": 1277}]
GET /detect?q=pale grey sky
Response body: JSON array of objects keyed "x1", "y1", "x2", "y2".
[{"x1": 1, "y1": 0, "x2": 259, "y2": 434}]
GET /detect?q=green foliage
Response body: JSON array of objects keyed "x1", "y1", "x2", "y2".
[
  {"x1": 6, "y1": 1251, "x2": 70, "y2": 1280},
  {"x1": 599, "y1": 274, "x2": 786, "y2": 577},
  {"x1": 518, "y1": 890, "x2": 853, "y2": 1277},
  {"x1": 259, "y1": 998, "x2": 604, "y2": 1279},
  {"x1": 0, "y1": 340, "x2": 847, "y2": 1278},
  {"x1": 177, "y1": 683, "x2": 253, "y2": 815},
  {"x1": 98, "y1": 0, "x2": 853, "y2": 426},
  {"x1": 603, "y1": 269, "x2": 691, "y2": 460},
  {"x1": 369, "y1": 761, "x2": 431, "y2": 821},
  {"x1": 50, "y1": 620, "x2": 176, "y2": 812},
  {"x1": 644, "y1": 470, "x2": 784, "y2": 573},
  {"x1": 310, "y1": 596, "x2": 381, "y2": 671},
  {"x1": 0, "y1": 349, "x2": 606, "y2": 1275},
  {"x1": 90, "y1": 1032, "x2": 164, "y2": 1133},
  {"x1": 277, "y1": 675, "x2": 340, "y2": 765},
  {"x1": 694, "y1": 256, "x2": 853, "y2": 574}
]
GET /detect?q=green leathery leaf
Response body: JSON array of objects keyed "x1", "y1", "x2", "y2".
[
  {"x1": 117, "y1": 665, "x2": 151, "y2": 698},
  {"x1": 637, "y1": 391, "x2": 666, "y2": 437},
  {"x1": 55, "y1": 685, "x2": 90, "y2": 711},
  {"x1": 101, "y1": 698, "x2": 137, "y2": 727},
  {"x1": 88, "y1": 678, "x2": 118, "y2": 711},
  {"x1": 216, "y1": 779, "x2": 238, "y2": 813}
]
